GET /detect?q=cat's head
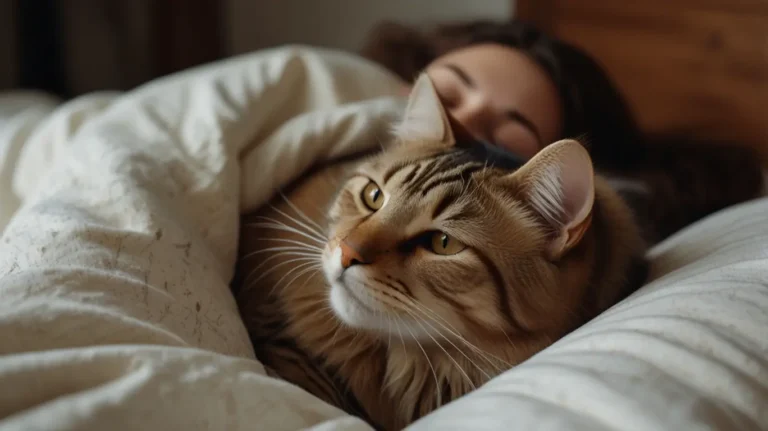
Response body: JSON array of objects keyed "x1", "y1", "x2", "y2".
[{"x1": 322, "y1": 74, "x2": 597, "y2": 344}]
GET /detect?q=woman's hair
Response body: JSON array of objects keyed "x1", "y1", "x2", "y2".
[
  {"x1": 361, "y1": 20, "x2": 644, "y2": 168},
  {"x1": 361, "y1": 19, "x2": 765, "y2": 244}
]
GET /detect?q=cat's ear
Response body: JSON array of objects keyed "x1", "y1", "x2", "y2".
[
  {"x1": 514, "y1": 139, "x2": 595, "y2": 260},
  {"x1": 393, "y1": 73, "x2": 457, "y2": 146}
]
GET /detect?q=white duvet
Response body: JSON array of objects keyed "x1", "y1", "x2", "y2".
[{"x1": 0, "y1": 46, "x2": 766, "y2": 431}]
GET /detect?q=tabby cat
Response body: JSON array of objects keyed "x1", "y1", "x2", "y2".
[{"x1": 235, "y1": 75, "x2": 647, "y2": 430}]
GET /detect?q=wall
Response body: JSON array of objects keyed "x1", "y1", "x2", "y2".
[
  {"x1": 0, "y1": 1, "x2": 16, "y2": 90},
  {"x1": 225, "y1": 0, "x2": 514, "y2": 55},
  {"x1": 59, "y1": 0, "x2": 154, "y2": 95},
  {"x1": 1, "y1": 2, "x2": 514, "y2": 94},
  {"x1": 517, "y1": 0, "x2": 768, "y2": 156}
]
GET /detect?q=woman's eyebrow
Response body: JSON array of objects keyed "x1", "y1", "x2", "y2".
[
  {"x1": 506, "y1": 110, "x2": 543, "y2": 147},
  {"x1": 443, "y1": 63, "x2": 475, "y2": 88},
  {"x1": 442, "y1": 63, "x2": 543, "y2": 148}
]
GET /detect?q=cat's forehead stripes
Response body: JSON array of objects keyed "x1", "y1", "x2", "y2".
[
  {"x1": 418, "y1": 162, "x2": 484, "y2": 197},
  {"x1": 431, "y1": 193, "x2": 459, "y2": 219},
  {"x1": 381, "y1": 162, "x2": 412, "y2": 184},
  {"x1": 400, "y1": 164, "x2": 421, "y2": 186},
  {"x1": 404, "y1": 158, "x2": 444, "y2": 194},
  {"x1": 382, "y1": 151, "x2": 473, "y2": 196},
  {"x1": 382, "y1": 143, "x2": 525, "y2": 200},
  {"x1": 369, "y1": 143, "x2": 529, "y2": 229}
]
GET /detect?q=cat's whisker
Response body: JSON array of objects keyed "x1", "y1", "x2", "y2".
[
  {"x1": 268, "y1": 205, "x2": 328, "y2": 242},
  {"x1": 245, "y1": 255, "x2": 321, "y2": 289},
  {"x1": 405, "y1": 300, "x2": 464, "y2": 339},
  {"x1": 244, "y1": 250, "x2": 320, "y2": 282},
  {"x1": 325, "y1": 314, "x2": 343, "y2": 351},
  {"x1": 396, "y1": 313, "x2": 442, "y2": 409},
  {"x1": 323, "y1": 321, "x2": 343, "y2": 352},
  {"x1": 400, "y1": 304, "x2": 494, "y2": 380},
  {"x1": 400, "y1": 307, "x2": 477, "y2": 391},
  {"x1": 383, "y1": 316, "x2": 410, "y2": 394},
  {"x1": 407, "y1": 300, "x2": 512, "y2": 372},
  {"x1": 242, "y1": 252, "x2": 309, "y2": 287},
  {"x1": 254, "y1": 219, "x2": 326, "y2": 245},
  {"x1": 486, "y1": 318, "x2": 519, "y2": 355},
  {"x1": 411, "y1": 302, "x2": 510, "y2": 373},
  {"x1": 271, "y1": 262, "x2": 322, "y2": 296},
  {"x1": 425, "y1": 317, "x2": 505, "y2": 376},
  {"x1": 303, "y1": 300, "x2": 337, "y2": 328},
  {"x1": 294, "y1": 271, "x2": 322, "y2": 293},
  {"x1": 395, "y1": 315, "x2": 408, "y2": 355},
  {"x1": 254, "y1": 237, "x2": 324, "y2": 252},
  {"x1": 247, "y1": 219, "x2": 326, "y2": 246},
  {"x1": 296, "y1": 298, "x2": 332, "y2": 315},
  {"x1": 322, "y1": 307, "x2": 339, "y2": 342},
  {"x1": 240, "y1": 245, "x2": 321, "y2": 261},
  {"x1": 278, "y1": 192, "x2": 327, "y2": 236}
]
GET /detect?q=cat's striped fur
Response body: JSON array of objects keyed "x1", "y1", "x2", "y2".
[{"x1": 234, "y1": 76, "x2": 647, "y2": 430}]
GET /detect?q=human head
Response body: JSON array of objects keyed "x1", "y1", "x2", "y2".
[
  {"x1": 425, "y1": 43, "x2": 562, "y2": 158},
  {"x1": 362, "y1": 20, "x2": 644, "y2": 167}
]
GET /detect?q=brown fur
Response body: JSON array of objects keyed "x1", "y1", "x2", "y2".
[{"x1": 234, "y1": 77, "x2": 647, "y2": 430}]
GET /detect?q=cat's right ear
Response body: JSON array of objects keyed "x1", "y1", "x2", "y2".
[
  {"x1": 512, "y1": 139, "x2": 596, "y2": 260},
  {"x1": 393, "y1": 73, "x2": 457, "y2": 146}
]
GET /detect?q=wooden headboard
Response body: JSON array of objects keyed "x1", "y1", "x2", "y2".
[{"x1": 516, "y1": 0, "x2": 768, "y2": 159}]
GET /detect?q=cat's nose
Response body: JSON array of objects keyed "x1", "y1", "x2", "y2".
[{"x1": 340, "y1": 240, "x2": 368, "y2": 269}]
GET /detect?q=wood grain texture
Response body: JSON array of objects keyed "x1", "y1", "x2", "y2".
[{"x1": 517, "y1": 0, "x2": 768, "y2": 158}]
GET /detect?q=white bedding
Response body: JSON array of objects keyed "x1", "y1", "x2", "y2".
[{"x1": 0, "y1": 46, "x2": 766, "y2": 431}]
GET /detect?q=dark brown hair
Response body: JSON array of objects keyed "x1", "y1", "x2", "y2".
[{"x1": 361, "y1": 20, "x2": 642, "y2": 168}]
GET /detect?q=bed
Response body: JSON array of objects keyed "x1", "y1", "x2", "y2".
[{"x1": 0, "y1": 44, "x2": 766, "y2": 431}]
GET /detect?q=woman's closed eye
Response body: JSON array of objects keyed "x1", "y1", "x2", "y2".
[
  {"x1": 429, "y1": 63, "x2": 545, "y2": 158},
  {"x1": 438, "y1": 82, "x2": 462, "y2": 110},
  {"x1": 491, "y1": 120, "x2": 541, "y2": 158}
]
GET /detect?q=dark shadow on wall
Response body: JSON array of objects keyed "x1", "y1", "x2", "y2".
[
  {"x1": 16, "y1": 0, "x2": 68, "y2": 97},
  {"x1": 11, "y1": 0, "x2": 225, "y2": 100}
]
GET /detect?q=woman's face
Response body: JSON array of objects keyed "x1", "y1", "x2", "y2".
[{"x1": 424, "y1": 43, "x2": 563, "y2": 158}]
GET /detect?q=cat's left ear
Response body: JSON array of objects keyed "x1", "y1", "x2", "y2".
[
  {"x1": 393, "y1": 73, "x2": 469, "y2": 146},
  {"x1": 512, "y1": 139, "x2": 595, "y2": 260}
]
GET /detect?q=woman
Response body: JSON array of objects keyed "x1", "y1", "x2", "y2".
[{"x1": 361, "y1": 20, "x2": 765, "y2": 243}]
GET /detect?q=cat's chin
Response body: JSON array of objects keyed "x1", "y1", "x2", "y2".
[
  {"x1": 322, "y1": 246, "x2": 386, "y2": 331},
  {"x1": 322, "y1": 245, "x2": 424, "y2": 339},
  {"x1": 328, "y1": 281, "x2": 387, "y2": 331}
]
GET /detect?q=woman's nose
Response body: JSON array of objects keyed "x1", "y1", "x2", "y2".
[{"x1": 447, "y1": 94, "x2": 491, "y2": 138}]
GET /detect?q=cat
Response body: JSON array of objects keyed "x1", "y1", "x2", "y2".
[{"x1": 234, "y1": 74, "x2": 648, "y2": 430}]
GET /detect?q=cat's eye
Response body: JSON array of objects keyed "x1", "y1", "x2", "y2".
[
  {"x1": 361, "y1": 181, "x2": 384, "y2": 211},
  {"x1": 430, "y1": 232, "x2": 466, "y2": 255}
]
